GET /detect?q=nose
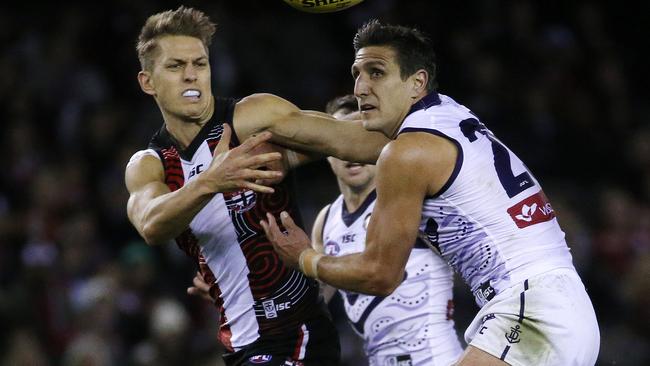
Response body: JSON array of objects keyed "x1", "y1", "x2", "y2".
[
  {"x1": 354, "y1": 74, "x2": 370, "y2": 98},
  {"x1": 183, "y1": 65, "x2": 198, "y2": 82}
]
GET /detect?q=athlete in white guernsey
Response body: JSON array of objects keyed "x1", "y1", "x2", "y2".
[
  {"x1": 313, "y1": 97, "x2": 463, "y2": 365},
  {"x1": 264, "y1": 21, "x2": 600, "y2": 366}
]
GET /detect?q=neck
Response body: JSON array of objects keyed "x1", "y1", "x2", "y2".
[
  {"x1": 161, "y1": 97, "x2": 215, "y2": 149},
  {"x1": 338, "y1": 179, "x2": 376, "y2": 213}
]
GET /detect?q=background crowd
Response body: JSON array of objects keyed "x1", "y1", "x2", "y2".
[{"x1": 0, "y1": 1, "x2": 648, "y2": 365}]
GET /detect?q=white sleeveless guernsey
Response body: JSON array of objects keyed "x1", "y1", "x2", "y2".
[
  {"x1": 397, "y1": 93, "x2": 575, "y2": 307},
  {"x1": 322, "y1": 191, "x2": 462, "y2": 362}
]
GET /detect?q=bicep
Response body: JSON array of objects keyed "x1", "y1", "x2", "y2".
[{"x1": 362, "y1": 145, "x2": 430, "y2": 275}]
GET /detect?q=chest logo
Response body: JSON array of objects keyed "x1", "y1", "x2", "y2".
[
  {"x1": 324, "y1": 240, "x2": 340, "y2": 255},
  {"x1": 223, "y1": 189, "x2": 256, "y2": 213}
]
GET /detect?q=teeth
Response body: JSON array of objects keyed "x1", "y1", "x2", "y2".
[{"x1": 182, "y1": 90, "x2": 200, "y2": 97}]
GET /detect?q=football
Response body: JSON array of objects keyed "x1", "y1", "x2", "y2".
[{"x1": 282, "y1": 0, "x2": 365, "y2": 13}]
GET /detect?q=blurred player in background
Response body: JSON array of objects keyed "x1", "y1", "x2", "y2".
[
  {"x1": 264, "y1": 20, "x2": 600, "y2": 365},
  {"x1": 125, "y1": 6, "x2": 389, "y2": 366}
]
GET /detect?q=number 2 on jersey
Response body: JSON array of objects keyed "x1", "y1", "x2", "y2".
[{"x1": 459, "y1": 118, "x2": 535, "y2": 198}]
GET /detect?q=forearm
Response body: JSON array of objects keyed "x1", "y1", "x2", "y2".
[
  {"x1": 270, "y1": 113, "x2": 388, "y2": 163},
  {"x1": 235, "y1": 95, "x2": 388, "y2": 163},
  {"x1": 139, "y1": 179, "x2": 214, "y2": 244},
  {"x1": 316, "y1": 252, "x2": 401, "y2": 296}
]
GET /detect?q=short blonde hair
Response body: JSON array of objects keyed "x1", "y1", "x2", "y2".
[{"x1": 136, "y1": 6, "x2": 216, "y2": 71}]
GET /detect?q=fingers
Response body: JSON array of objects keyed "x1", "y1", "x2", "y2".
[
  {"x1": 193, "y1": 272, "x2": 211, "y2": 292},
  {"x1": 214, "y1": 124, "x2": 232, "y2": 157},
  {"x1": 279, "y1": 211, "x2": 297, "y2": 230},
  {"x1": 242, "y1": 151, "x2": 283, "y2": 169},
  {"x1": 261, "y1": 212, "x2": 279, "y2": 240}
]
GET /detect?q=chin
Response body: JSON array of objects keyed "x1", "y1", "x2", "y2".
[{"x1": 362, "y1": 119, "x2": 379, "y2": 132}]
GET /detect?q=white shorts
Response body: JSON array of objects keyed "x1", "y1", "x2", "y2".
[
  {"x1": 367, "y1": 333, "x2": 463, "y2": 366},
  {"x1": 464, "y1": 268, "x2": 600, "y2": 366}
]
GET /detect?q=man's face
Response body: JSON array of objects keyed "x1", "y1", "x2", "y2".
[
  {"x1": 144, "y1": 35, "x2": 212, "y2": 122},
  {"x1": 327, "y1": 110, "x2": 376, "y2": 190},
  {"x1": 352, "y1": 45, "x2": 418, "y2": 137}
]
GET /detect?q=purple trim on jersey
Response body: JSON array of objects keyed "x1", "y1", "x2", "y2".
[
  {"x1": 398, "y1": 128, "x2": 464, "y2": 199},
  {"x1": 405, "y1": 92, "x2": 442, "y2": 118},
  {"x1": 341, "y1": 190, "x2": 377, "y2": 227}
]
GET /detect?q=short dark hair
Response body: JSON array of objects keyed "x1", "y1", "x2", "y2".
[
  {"x1": 353, "y1": 20, "x2": 438, "y2": 92},
  {"x1": 136, "y1": 6, "x2": 216, "y2": 71},
  {"x1": 325, "y1": 94, "x2": 358, "y2": 115}
]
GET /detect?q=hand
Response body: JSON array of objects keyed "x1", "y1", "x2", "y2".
[
  {"x1": 261, "y1": 211, "x2": 312, "y2": 268},
  {"x1": 186, "y1": 271, "x2": 214, "y2": 303},
  {"x1": 201, "y1": 124, "x2": 284, "y2": 194}
]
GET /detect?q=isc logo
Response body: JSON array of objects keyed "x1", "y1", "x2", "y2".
[
  {"x1": 262, "y1": 300, "x2": 292, "y2": 319},
  {"x1": 188, "y1": 164, "x2": 204, "y2": 179}
]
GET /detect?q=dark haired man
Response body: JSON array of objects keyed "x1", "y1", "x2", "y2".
[{"x1": 265, "y1": 20, "x2": 600, "y2": 366}]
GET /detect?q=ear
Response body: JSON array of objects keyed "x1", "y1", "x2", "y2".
[
  {"x1": 410, "y1": 69, "x2": 429, "y2": 98},
  {"x1": 138, "y1": 71, "x2": 156, "y2": 96}
]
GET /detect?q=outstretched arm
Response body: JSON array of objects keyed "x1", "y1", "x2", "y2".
[
  {"x1": 126, "y1": 125, "x2": 283, "y2": 245},
  {"x1": 233, "y1": 93, "x2": 390, "y2": 164},
  {"x1": 264, "y1": 133, "x2": 457, "y2": 296}
]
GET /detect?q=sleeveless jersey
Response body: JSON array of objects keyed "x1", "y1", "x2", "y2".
[
  {"x1": 322, "y1": 191, "x2": 459, "y2": 357},
  {"x1": 397, "y1": 93, "x2": 574, "y2": 307},
  {"x1": 144, "y1": 97, "x2": 325, "y2": 352}
]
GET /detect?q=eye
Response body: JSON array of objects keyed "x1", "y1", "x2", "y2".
[
  {"x1": 167, "y1": 64, "x2": 182, "y2": 69},
  {"x1": 370, "y1": 68, "x2": 384, "y2": 78}
]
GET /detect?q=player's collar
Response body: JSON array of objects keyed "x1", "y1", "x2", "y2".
[{"x1": 406, "y1": 92, "x2": 441, "y2": 118}]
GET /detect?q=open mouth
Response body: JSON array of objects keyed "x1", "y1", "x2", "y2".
[
  {"x1": 360, "y1": 104, "x2": 376, "y2": 112},
  {"x1": 182, "y1": 89, "x2": 201, "y2": 100},
  {"x1": 345, "y1": 162, "x2": 365, "y2": 173}
]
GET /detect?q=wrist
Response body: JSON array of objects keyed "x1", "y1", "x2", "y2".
[{"x1": 298, "y1": 248, "x2": 324, "y2": 280}]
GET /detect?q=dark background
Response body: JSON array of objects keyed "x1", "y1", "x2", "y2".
[{"x1": 0, "y1": 1, "x2": 648, "y2": 365}]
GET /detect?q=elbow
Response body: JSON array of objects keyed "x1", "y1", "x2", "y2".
[
  {"x1": 362, "y1": 268, "x2": 402, "y2": 297},
  {"x1": 141, "y1": 222, "x2": 168, "y2": 246}
]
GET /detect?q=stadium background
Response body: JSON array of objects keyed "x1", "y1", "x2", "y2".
[{"x1": 0, "y1": 0, "x2": 648, "y2": 365}]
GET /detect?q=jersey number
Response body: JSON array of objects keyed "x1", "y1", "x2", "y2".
[{"x1": 459, "y1": 118, "x2": 534, "y2": 198}]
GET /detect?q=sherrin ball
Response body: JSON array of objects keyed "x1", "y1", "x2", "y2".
[{"x1": 282, "y1": 0, "x2": 365, "y2": 13}]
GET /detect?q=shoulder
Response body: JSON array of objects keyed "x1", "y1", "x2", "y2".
[
  {"x1": 377, "y1": 133, "x2": 457, "y2": 194},
  {"x1": 379, "y1": 132, "x2": 454, "y2": 170},
  {"x1": 311, "y1": 203, "x2": 332, "y2": 249},
  {"x1": 125, "y1": 149, "x2": 164, "y2": 192}
]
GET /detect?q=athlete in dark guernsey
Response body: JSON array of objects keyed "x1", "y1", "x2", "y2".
[{"x1": 125, "y1": 7, "x2": 387, "y2": 366}]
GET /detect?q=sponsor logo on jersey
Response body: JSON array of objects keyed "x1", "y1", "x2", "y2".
[
  {"x1": 474, "y1": 280, "x2": 497, "y2": 305},
  {"x1": 507, "y1": 191, "x2": 555, "y2": 228},
  {"x1": 223, "y1": 189, "x2": 256, "y2": 212},
  {"x1": 249, "y1": 354, "x2": 273, "y2": 363},
  {"x1": 262, "y1": 299, "x2": 292, "y2": 319},
  {"x1": 340, "y1": 233, "x2": 356, "y2": 243},
  {"x1": 187, "y1": 164, "x2": 204, "y2": 179}
]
